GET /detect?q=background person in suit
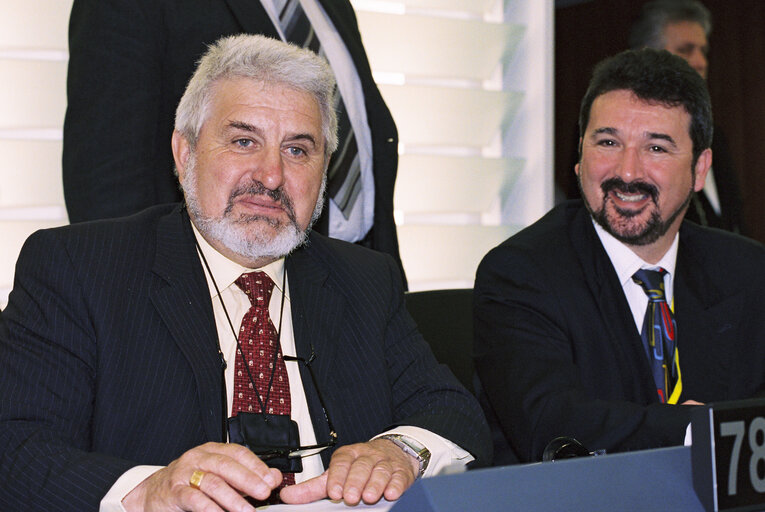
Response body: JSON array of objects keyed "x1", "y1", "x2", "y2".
[
  {"x1": 0, "y1": 35, "x2": 490, "y2": 511},
  {"x1": 474, "y1": 48, "x2": 765, "y2": 463},
  {"x1": 628, "y1": 0, "x2": 745, "y2": 234},
  {"x1": 62, "y1": 0, "x2": 407, "y2": 286}
]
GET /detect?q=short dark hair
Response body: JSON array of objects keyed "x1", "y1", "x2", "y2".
[
  {"x1": 628, "y1": 0, "x2": 712, "y2": 50},
  {"x1": 578, "y1": 48, "x2": 713, "y2": 164}
]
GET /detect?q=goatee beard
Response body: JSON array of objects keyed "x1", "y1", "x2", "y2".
[{"x1": 578, "y1": 175, "x2": 692, "y2": 246}]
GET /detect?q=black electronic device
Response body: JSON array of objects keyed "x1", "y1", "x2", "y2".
[{"x1": 228, "y1": 413, "x2": 303, "y2": 472}]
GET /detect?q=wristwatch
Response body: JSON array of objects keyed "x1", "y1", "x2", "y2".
[{"x1": 379, "y1": 434, "x2": 431, "y2": 478}]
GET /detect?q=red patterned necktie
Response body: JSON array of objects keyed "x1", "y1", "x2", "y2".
[{"x1": 232, "y1": 271, "x2": 295, "y2": 487}]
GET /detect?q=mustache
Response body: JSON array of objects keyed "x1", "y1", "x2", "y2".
[
  {"x1": 224, "y1": 181, "x2": 297, "y2": 224},
  {"x1": 601, "y1": 177, "x2": 658, "y2": 203}
]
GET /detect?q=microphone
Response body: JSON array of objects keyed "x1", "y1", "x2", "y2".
[{"x1": 542, "y1": 436, "x2": 595, "y2": 461}]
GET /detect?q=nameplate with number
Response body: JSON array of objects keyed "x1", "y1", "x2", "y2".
[{"x1": 691, "y1": 398, "x2": 765, "y2": 512}]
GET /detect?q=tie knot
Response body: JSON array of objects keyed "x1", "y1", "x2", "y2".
[
  {"x1": 632, "y1": 268, "x2": 667, "y2": 302},
  {"x1": 235, "y1": 271, "x2": 275, "y2": 307}
]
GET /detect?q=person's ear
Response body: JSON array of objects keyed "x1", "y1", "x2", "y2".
[
  {"x1": 172, "y1": 130, "x2": 191, "y2": 181},
  {"x1": 693, "y1": 148, "x2": 712, "y2": 192}
]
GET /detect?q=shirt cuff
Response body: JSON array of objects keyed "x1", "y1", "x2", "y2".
[
  {"x1": 99, "y1": 465, "x2": 164, "y2": 512},
  {"x1": 373, "y1": 425, "x2": 474, "y2": 478}
]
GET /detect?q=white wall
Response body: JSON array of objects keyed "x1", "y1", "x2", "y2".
[{"x1": 1, "y1": 1, "x2": 72, "y2": 308}]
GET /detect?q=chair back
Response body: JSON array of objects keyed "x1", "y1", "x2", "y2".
[{"x1": 404, "y1": 288, "x2": 474, "y2": 390}]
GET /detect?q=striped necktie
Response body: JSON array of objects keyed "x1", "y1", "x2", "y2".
[
  {"x1": 632, "y1": 268, "x2": 678, "y2": 403},
  {"x1": 278, "y1": 0, "x2": 362, "y2": 220}
]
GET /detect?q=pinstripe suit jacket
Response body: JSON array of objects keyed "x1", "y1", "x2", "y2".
[{"x1": 0, "y1": 204, "x2": 489, "y2": 511}]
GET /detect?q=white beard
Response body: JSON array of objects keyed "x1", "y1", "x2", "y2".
[{"x1": 181, "y1": 151, "x2": 326, "y2": 262}]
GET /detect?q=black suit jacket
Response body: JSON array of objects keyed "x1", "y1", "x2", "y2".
[
  {"x1": 62, "y1": 0, "x2": 405, "y2": 284},
  {"x1": 685, "y1": 128, "x2": 745, "y2": 234},
  {"x1": 0, "y1": 205, "x2": 489, "y2": 510},
  {"x1": 474, "y1": 200, "x2": 765, "y2": 462}
]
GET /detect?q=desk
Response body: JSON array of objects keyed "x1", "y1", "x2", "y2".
[
  {"x1": 259, "y1": 446, "x2": 765, "y2": 511},
  {"x1": 392, "y1": 446, "x2": 707, "y2": 511}
]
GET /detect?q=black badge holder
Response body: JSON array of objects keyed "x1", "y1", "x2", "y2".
[{"x1": 228, "y1": 413, "x2": 303, "y2": 472}]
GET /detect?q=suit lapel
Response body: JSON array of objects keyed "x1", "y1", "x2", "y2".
[
  {"x1": 150, "y1": 208, "x2": 224, "y2": 442},
  {"x1": 674, "y1": 226, "x2": 743, "y2": 396},
  {"x1": 286, "y1": 238, "x2": 344, "y2": 462},
  {"x1": 568, "y1": 208, "x2": 658, "y2": 402},
  {"x1": 224, "y1": 0, "x2": 281, "y2": 38}
]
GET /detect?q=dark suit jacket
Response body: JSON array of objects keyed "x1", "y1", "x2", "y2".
[
  {"x1": 474, "y1": 200, "x2": 765, "y2": 462},
  {"x1": 685, "y1": 128, "x2": 745, "y2": 234},
  {"x1": 62, "y1": 0, "x2": 405, "y2": 285},
  {"x1": 0, "y1": 205, "x2": 489, "y2": 510}
]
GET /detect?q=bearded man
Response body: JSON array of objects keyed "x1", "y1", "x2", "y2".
[
  {"x1": 0, "y1": 34, "x2": 490, "y2": 511},
  {"x1": 474, "y1": 48, "x2": 765, "y2": 463}
]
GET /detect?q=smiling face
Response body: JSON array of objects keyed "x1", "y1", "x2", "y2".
[
  {"x1": 576, "y1": 89, "x2": 711, "y2": 262},
  {"x1": 173, "y1": 77, "x2": 327, "y2": 267}
]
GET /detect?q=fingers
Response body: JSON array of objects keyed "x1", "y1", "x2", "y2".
[
  {"x1": 372, "y1": 462, "x2": 413, "y2": 502},
  {"x1": 181, "y1": 443, "x2": 280, "y2": 501},
  {"x1": 162, "y1": 479, "x2": 226, "y2": 512},
  {"x1": 124, "y1": 465, "x2": 236, "y2": 512},
  {"x1": 323, "y1": 439, "x2": 418, "y2": 505},
  {"x1": 279, "y1": 472, "x2": 329, "y2": 504},
  {"x1": 279, "y1": 439, "x2": 418, "y2": 506},
  {"x1": 123, "y1": 442, "x2": 283, "y2": 512},
  {"x1": 180, "y1": 470, "x2": 251, "y2": 512}
]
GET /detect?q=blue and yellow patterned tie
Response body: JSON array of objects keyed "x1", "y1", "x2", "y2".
[{"x1": 632, "y1": 268, "x2": 678, "y2": 403}]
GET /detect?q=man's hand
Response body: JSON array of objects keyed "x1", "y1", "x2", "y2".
[
  {"x1": 280, "y1": 438, "x2": 419, "y2": 505},
  {"x1": 122, "y1": 442, "x2": 283, "y2": 512},
  {"x1": 682, "y1": 400, "x2": 704, "y2": 405}
]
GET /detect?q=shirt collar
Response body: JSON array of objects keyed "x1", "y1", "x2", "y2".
[
  {"x1": 592, "y1": 219, "x2": 679, "y2": 288},
  {"x1": 190, "y1": 222, "x2": 286, "y2": 299}
]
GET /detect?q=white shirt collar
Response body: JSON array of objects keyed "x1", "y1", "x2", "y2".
[{"x1": 592, "y1": 220, "x2": 679, "y2": 299}]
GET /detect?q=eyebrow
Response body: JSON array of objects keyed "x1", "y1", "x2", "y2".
[
  {"x1": 646, "y1": 132, "x2": 677, "y2": 147},
  {"x1": 284, "y1": 132, "x2": 318, "y2": 148},
  {"x1": 591, "y1": 127, "x2": 617, "y2": 137},
  {"x1": 590, "y1": 127, "x2": 678, "y2": 147},
  {"x1": 677, "y1": 42, "x2": 708, "y2": 53},
  {"x1": 226, "y1": 120, "x2": 318, "y2": 148},
  {"x1": 227, "y1": 120, "x2": 264, "y2": 137}
]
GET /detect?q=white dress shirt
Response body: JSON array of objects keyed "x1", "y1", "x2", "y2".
[{"x1": 592, "y1": 221, "x2": 679, "y2": 333}]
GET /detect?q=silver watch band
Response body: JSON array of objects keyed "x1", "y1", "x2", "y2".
[{"x1": 379, "y1": 434, "x2": 431, "y2": 477}]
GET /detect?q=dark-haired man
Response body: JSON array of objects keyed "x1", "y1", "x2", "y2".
[{"x1": 474, "y1": 48, "x2": 765, "y2": 462}]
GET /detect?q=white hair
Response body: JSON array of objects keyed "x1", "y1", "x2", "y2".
[{"x1": 175, "y1": 34, "x2": 338, "y2": 158}]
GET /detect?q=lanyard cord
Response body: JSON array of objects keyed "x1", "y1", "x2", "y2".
[
  {"x1": 192, "y1": 225, "x2": 288, "y2": 420},
  {"x1": 182, "y1": 206, "x2": 335, "y2": 446}
]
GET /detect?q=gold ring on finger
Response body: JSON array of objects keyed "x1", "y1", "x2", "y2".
[{"x1": 189, "y1": 470, "x2": 205, "y2": 490}]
